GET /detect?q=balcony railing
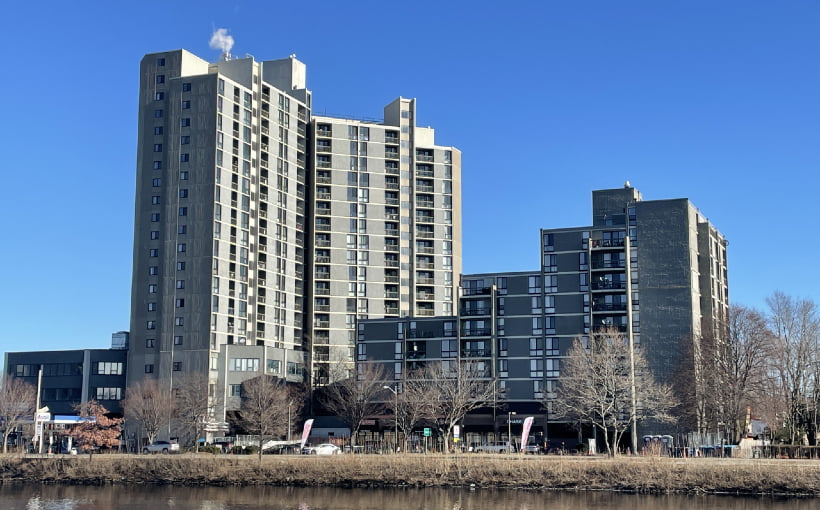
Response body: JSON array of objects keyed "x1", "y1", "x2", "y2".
[
  {"x1": 385, "y1": 259, "x2": 399, "y2": 268},
  {"x1": 416, "y1": 231, "x2": 434, "y2": 239},
  {"x1": 591, "y1": 281, "x2": 627, "y2": 290},
  {"x1": 385, "y1": 307, "x2": 399, "y2": 315},
  {"x1": 462, "y1": 349, "x2": 492, "y2": 358},
  {"x1": 416, "y1": 277, "x2": 435, "y2": 285},
  {"x1": 460, "y1": 308, "x2": 490, "y2": 316},
  {"x1": 314, "y1": 287, "x2": 331, "y2": 296},
  {"x1": 385, "y1": 166, "x2": 400, "y2": 175},
  {"x1": 416, "y1": 292, "x2": 435, "y2": 301},
  {"x1": 416, "y1": 169, "x2": 434, "y2": 178},
  {"x1": 591, "y1": 238, "x2": 625, "y2": 248},
  {"x1": 415, "y1": 154, "x2": 434, "y2": 162},
  {"x1": 462, "y1": 328, "x2": 491, "y2": 336},
  {"x1": 416, "y1": 185, "x2": 434, "y2": 193},
  {"x1": 592, "y1": 303, "x2": 628, "y2": 311},
  {"x1": 591, "y1": 261, "x2": 626, "y2": 269}
]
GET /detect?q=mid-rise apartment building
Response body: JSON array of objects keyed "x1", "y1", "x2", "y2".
[
  {"x1": 128, "y1": 49, "x2": 461, "y2": 427},
  {"x1": 358, "y1": 185, "x2": 728, "y2": 444}
]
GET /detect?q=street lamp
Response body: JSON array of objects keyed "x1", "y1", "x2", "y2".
[
  {"x1": 287, "y1": 400, "x2": 292, "y2": 443},
  {"x1": 383, "y1": 385, "x2": 398, "y2": 452},
  {"x1": 508, "y1": 411, "x2": 517, "y2": 454}
]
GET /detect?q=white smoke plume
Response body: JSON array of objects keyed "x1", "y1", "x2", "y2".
[{"x1": 209, "y1": 28, "x2": 235, "y2": 57}]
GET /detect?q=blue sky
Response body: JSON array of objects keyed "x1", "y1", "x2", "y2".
[{"x1": 2, "y1": 1, "x2": 819, "y2": 355}]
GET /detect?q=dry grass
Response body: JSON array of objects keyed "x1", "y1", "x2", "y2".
[{"x1": 1, "y1": 453, "x2": 820, "y2": 495}]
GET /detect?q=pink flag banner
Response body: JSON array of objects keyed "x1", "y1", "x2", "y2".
[
  {"x1": 300, "y1": 419, "x2": 314, "y2": 449},
  {"x1": 520, "y1": 416, "x2": 534, "y2": 452}
]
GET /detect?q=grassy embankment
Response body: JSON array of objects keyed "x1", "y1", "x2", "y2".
[{"x1": 1, "y1": 454, "x2": 819, "y2": 495}]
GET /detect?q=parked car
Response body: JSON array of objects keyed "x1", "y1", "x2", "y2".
[
  {"x1": 474, "y1": 441, "x2": 513, "y2": 453},
  {"x1": 143, "y1": 440, "x2": 180, "y2": 454},
  {"x1": 303, "y1": 443, "x2": 341, "y2": 455},
  {"x1": 522, "y1": 444, "x2": 542, "y2": 454}
]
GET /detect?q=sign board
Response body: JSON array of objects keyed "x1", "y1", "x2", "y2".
[
  {"x1": 36, "y1": 413, "x2": 51, "y2": 422},
  {"x1": 423, "y1": 428, "x2": 431, "y2": 437},
  {"x1": 453, "y1": 425, "x2": 460, "y2": 439}
]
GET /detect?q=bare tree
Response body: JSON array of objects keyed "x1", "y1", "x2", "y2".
[
  {"x1": 0, "y1": 376, "x2": 37, "y2": 453},
  {"x1": 239, "y1": 375, "x2": 298, "y2": 460},
  {"x1": 422, "y1": 360, "x2": 500, "y2": 453},
  {"x1": 71, "y1": 400, "x2": 123, "y2": 457},
  {"x1": 711, "y1": 304, "x2": 772, "y2": 442},
  {"x1": 121, "y1": 379, "x2": 174, "y2": 446},
  {"x1": 174, "y1": 372, "x2": 217, "y2": 452},
  {"x1": 554, "y1": 329, "x2": 676, "y2": 456},
  {"x1": 318, "y1": 361, "x2": 386, "y2": 448},
  {"x1": 765, "y1": 292, "x2": 820, "y2": 444},
  {"x1": 387, "y1": 370, "x2": 436, "y2": 453}
]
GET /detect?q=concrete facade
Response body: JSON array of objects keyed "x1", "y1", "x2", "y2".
[
  {"x1": 128, "y1": 49, "x2": 461, "y2": 428},
  {"x1": 357, "y1": 185, "x2": 728, "y2": 440}
]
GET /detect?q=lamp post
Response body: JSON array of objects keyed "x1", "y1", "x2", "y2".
[
  {"x1": 287, "y1": 400, "x2": 292, "y2": 442},
  {"x1": 508, "y1": 411, "x2": 517, "y2": 454},
  {"x1": 383, "y1": 385, "x2": 398, "y2": 452}
]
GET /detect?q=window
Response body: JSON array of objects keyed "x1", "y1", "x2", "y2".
[
  {"x1": 182, "y1": 100, "x2": 191, "y2": 109},
  {"x1": 180, "y1": 170, "x2": 189, "y2": 180},
  {"x1": 156, "y1": 75, "x2": 165, "y2": 84},
  {"x1": 179, "y1": 207, "x2": 188, "y2": 216},
  {"x1": 181, "y1": 135, "x2": 190, "y2": 145},
  {"x1": 154, "y1": 127, "x2": 163, "y2": 135},
  {"x1": 176, "y1": 280, "x2": 185, "y2": 289},
  {"x1": 152, "y1": 195, "x2": 161, "y2": 205},
  {"x1": 179, "y1": 189, "x2": 188, "y2": 198},
  {"x1": 148, "y1": 284, "x2": 157, "y2": 293},
  {"x1": 229, "y1": 357, "x2": 260, "y2": 372},
  {"x1": 174, "y1": 335, "x2": 183, "y2": 345},
  {"x1": 181, "y1": 118, "x2": 191, "y2": 128},
  {"x1": 154, "y1": 92, "x2": 164, "y2": 101},
  {"x1": 146, "y1": 320, "x2": 156, "y2": 330},
  {"x1": 95, "y1": 387, "x2": 122, "y2": 400},
  {"x1": 152, "y1": 178, "x2": 161, "y2": 187},
  {"x1": 149, "y1": 248, "x2": 158, "y2": 257},
  {"x1": 546, "y1": 359, "x2": 560, "y2": 377},
  {"x1": 150, "y1": 213, "x2": 160, "y2": 222},
  {"x1": 528, "y1": 276, "x2": 541, "y2": 294},
  {"x1": 176, "y1": 261, "x2": 185, "y2": 271},
  {"x1": 153, "y1": 143, "x2": 162, "y2": 152},
  {"x1": 180, "y1": 153, "x2": 190, "y2": 162},
  {"x1": 178, "y1": 225, "x2": 186, "y2": 235},
  {"x1": 173, "y1": 362, "x2": 182, "y2": 371},
  {"x1": 146, "y1": 338, "x2": 155, "y2": 348},
  {"x1": 94, "y1": 362, "x2": 123, "y2": 375},
  {"x1": 530, "y1": 337, "x2": 544, "y2": 356},
  {"x1": 177, "y1": 243, "x2": 186, "y2": 252},
  {"x1": 144, "y1": 364, "x2": 154, "y2": 374},
  {"x1": 182, "y1": 82, "x2": 191, "y2": 92},
  {"x1": 545, "y1": 275, "x2": 558, "y2": 293},
  {"x1": 148, "y1": 266, "x2": 158, "y2": 276},
  {"x1": 546, "y1": 337, "x2": 559, "y2": 356},
  {"x1": 498, "y1": 359, "x2": 508, "y2": 378},
  {"x1": 530, "y1": 359, "x2": 543, "y2": 378},
  {"x1": 175, "y1": 298, "x2": 185, "y2": 308},
  {"x1": 230, "y1": 384, "x2": 242, "y2": 397},
  {"x1": 154, "y1": 109, "x2": 163, "y2": 118},
  {"x1": 544, "y1": 254, "x2": 557, "y2": 272},
  {"x1": 543, "y1": 233, "x2": 554, "y2": 251},
  {"x1": 498, "y1": 338, "x2": 508, "y2": 356},
  {"x1": 156, "y1": 58, "x2": 165, "y2": 66}
]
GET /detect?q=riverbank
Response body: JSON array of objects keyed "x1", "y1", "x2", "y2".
[{"x1": 1, "y1": 454, "x2": 818, "y2": 496}]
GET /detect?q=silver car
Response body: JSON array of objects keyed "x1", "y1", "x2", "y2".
[{"x1": 143, "y1": 440, "x2": 180, "y2": 454}]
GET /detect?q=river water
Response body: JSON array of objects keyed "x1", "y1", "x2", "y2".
[{"x1": 0, "y1": 485, "x2": 813, "y2": 509}]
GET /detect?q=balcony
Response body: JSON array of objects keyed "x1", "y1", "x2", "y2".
[
  {"x1": 316, "y1": 176, "x2": 331, "y2": 184},
  {"x1": 385, "y1": 151, "x2": 400, "y2": 160},
  {"x1": 462, "y1": 349, "x2": 492, "y2": 358},
  {"x1": 592, "y1": 302, "x2": 628, "y2": 312},
  {"x1": 416, "y1": 168, "x2": 434, "y2": 178},
  {"x1": 416, "y1": 246, "x2": 434, "y2": 254},
  {"x1": 384, "y1": 259, "x2": 399, "y2": 268},
  {"x1": 593, "y1": 324, "x2": 628, "y2": 333},
  {"x1": 416, "y1": 277, "x2": 435, "y2": 285},
  {"x1": 316, "y1": 207, "x2": 331, "y2": 215},
  {"x1": 416, "y1": 292, "x2": 435, "y2": 301},
  {"x1": 385, "y1": 166, "x2": 400, "y2": 175},
  {"x1": 385, "y1": 136, "x2": 400, "y2": 144},
  {"x1": 314, "y1": 287, "x2": 331, "y2": 296},
  {"x1": 385, "y1": 244, "x2": 399, "y2": 252},
  {"x1": 385, "y1": 306, "x2": 400, "y2": 315},
  {"x1": 315, "y1": 255, "x2": 330, "y2": 264},
  {"x1": 416, "y1": 200, "x2": 435, "y2": 208},
  {"x1": 416, "y1": 154, "x2": 434, "y2": 162},
  {"x1": 416, "y1": 308, "x2": 435, "y2": 316},
  {"x1": 385, "y1": 228, "x2": 399, "y2": 237},
  {"x1": 315, "y1": 271, "x2": 330, "y2": 280},
  {"x1": 385, "y1": 197, "x2": 399, "y2": 206},
  {"x1": 591, "y1": 261, "x2": 626, "y2": 270},
  {"x1": 317, "y1": 129, "x2": 332, "y2": 137},
  {"x1": 416, "y1": 185, "x2": 434, "y2": 193},
  {"x1": 416, "y1": 261, "x2": 434, "y2": 269},
  {"x1": 591, "y1": 281, "x2": 627, "y2": 291},
  {"x1": 385, "y1": 182, "x2": 400, "y2": 190},
  {"x1": 386, "y1": 213, "x2": 400, "y2": 221},
  {"x1": 384, "y1": 275, "x2": 400, "y2": 283},
  {"x1": 315, "y1": 239, "x2": 331, "y2": 247},
  {"x1": 416, "y1": 215, "x2": 434, "y2": 224},
  {"x1": 462, "y1": 328, "x2": 491, "y2": 337},
  {"x1": 416, "y1": 230, "x2": 434, "y2": 239},
  {"x1": 314, "y1": 321, "x2": 330, "y2": 329},
  {"x1": 315, "y1": 223, "x2": 331, "y2": 232},
  {"x1": 591, "y1": 238, "x2": 625, "y2": 248},
  {"x1": 384, "y1": 291, "x2": 399, "y2": 299},
  {"x1": 316, "y1": 145, "x2": 332, "y2": 153},
  {"x1": 314, "y1": 304, "x2": 330, "y2": 312},
  {"x1": 317, "y1": 192, "x2": 331, "y2": 200},
  {"x1": 461, "y1": 308, "x2": 490, "y2": 316}
]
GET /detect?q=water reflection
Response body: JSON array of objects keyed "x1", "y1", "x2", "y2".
[{"x1": 1, "y1": 485, "x2": 815, "y2": 510}]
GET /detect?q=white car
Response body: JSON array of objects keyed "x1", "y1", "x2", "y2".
[{"x1": 304, "y1": 443, "x2": 341, "y2": 455}]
